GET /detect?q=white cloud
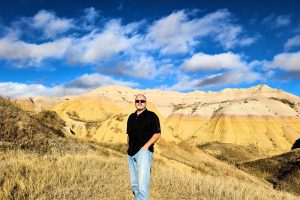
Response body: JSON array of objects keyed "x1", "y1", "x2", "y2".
[
  {"x1": 80, "y1": 7, "x2": 101, "y2": 30},
  {"x1": 130, "y1": 57, "x2": 172, "y2": 79},
  {"x1": 83, "y1": 7, "x2": 99, "y2": 23},
  {"x1": 160, "y1": 75, "x2": 202, "y2": 91},
  {"x1": 197, "y1": 70, "x2": 261, "y2": 87},
  {"x1": 31, "y1": 10, "x2": 74, "y2": 39},
  {"x1": 270, "y1": 51, "x2": 300, "y2": 71},
  {"x1": 284, "y1": 35, "x2": 300, "y2": 50},
  {"x1": 97, "y1": 55, "x2": 173, "y2": 80},
  {"x1": 239, "y1": 37, "x2": 257, "y2": 46},
  {"x1": 182, "y1": 52, "x2": 245, "y2": 71},
  {"x1": 146, "y1": 10, "x2": 198, "y2": 54},
  {"x1": 0, "y1": 19, "x2": 141, "y2": 66},
  {"x1": 121, "y1": 55, "x2": 158, "y2": 79},
  {"x1": 67, "y1": 20, "x2": 140, "y2": 64},
  {"x1": 0, "y1": 73, "x2": 137, "y2": 98},
  {"x1": 65, "y1": 73, "x2": 136, "y2": 89},
  {"x1": 146, "y1": 9, "x2": 255, "y2": 54},
  {"x1": 263, "y1": 14, "x2": 291, "y2": 28},
  {"x1": 162, "y1": 69, "x2": 261, "y2": 91},
  {"x1": 0, "y1": 8, "x2": 257, "y2": 83},
  {"x1": 0, "y1": 37, "x2": 71, "y2": 63},
  {"x1": 275, "y1": 15, "x2": 291, "y2": 27},
  {"x1": 0, "y1": 82, "x2": 47, "y2": 98}
]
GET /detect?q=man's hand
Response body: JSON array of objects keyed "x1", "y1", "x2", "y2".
[
  {"x1": 141, "y1": 133, "x2": 161, "y2": 150},
  {"x1": 141, "y1": 146, "x2": 149, "y2": 150}
]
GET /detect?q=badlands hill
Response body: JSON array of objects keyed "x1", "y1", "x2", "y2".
[
  {"x1": 0, "y1": 96, "x2": 98, "y2": 154},
  {"x1": 14, "y1": 84, "x2": 300, "y2": 153},
  {"x1": 0, "y1": 95, "x2": 269, "y2": 180}
]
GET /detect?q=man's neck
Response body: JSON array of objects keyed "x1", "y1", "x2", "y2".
[{"x1": 136, "y1": 108, "x2": 146, "y2": 115}]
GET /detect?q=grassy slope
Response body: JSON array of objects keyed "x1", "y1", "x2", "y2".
[
  {"x1": 1, "y1": 150, "x2": 298, "y2": 200},
  {"x1": 197, "y1": 142, "x2": 269, "y2": 165},
  {"x1": 239, "y1": 149, "x2": 300, "y2": 196},
  {"x1": 0, "y1": 97, "x2": 65, "y2": 153}
]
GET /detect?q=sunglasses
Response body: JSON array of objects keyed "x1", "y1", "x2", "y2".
[{"x1": 135, "y1": 99, "x2": 146, "y2": 103}]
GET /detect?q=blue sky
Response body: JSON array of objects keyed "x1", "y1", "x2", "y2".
[{"x1": 0, "y1": 0, "x2": 300, "y2": 98}]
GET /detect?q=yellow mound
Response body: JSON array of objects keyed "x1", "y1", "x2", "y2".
[{"x1": 52, "y1": 96, "x2": 178, "y2": 143}]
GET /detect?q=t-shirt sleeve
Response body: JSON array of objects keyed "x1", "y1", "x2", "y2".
[
  {"x1": 126, "y1": 115, "x2": 130, "y2": 134},
  {"x1": 152, "y1": 114, "x2": 161, "y2": 134}
]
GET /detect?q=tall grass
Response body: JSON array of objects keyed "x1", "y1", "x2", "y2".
[{"x1": 0, "y1": 151, "x2": 298, "y2": 200}]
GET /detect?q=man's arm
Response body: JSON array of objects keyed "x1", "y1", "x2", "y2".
[{"x1": 141, "y1": 133, "x2": 161, "y2": 150}]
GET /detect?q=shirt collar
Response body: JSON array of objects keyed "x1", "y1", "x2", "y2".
[{"x1": 135, "y1": 108, "x2": 148, "y2": 116}]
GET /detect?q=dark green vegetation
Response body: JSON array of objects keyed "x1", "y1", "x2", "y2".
[
  {"x1": 239, "y1": 149, "x2": 300, "y2": 196},
  {"x1": 197, "y1": 141, "x2": 300, "y2": 196}
]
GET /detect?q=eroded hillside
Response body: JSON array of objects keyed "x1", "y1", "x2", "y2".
[{"x1": 14, "y1": 84, "x2": 300, "y2": 153}]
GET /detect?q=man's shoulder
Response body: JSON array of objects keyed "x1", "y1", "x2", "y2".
[
  {"x1": 146, "y1": 110, "x2": 158, "y2": 118},
  {"x1": 128, "y1": 112, "x2": 136, "y2": 118}
]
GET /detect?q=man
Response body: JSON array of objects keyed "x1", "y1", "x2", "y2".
[{"x1": 127, "y1": 94, "x2": 161, "y2": 200}]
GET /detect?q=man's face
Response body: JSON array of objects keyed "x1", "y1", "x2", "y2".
[{"x1": 135, "y1": 95, "x2": 147, "y2": 110}]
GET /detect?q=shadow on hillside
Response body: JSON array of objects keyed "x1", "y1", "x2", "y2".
[{"x1": 291, "y1": 138, "x2": 300, "y2": 150}]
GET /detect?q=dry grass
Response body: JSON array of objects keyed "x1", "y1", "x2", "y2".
[
  {"x1": 90, "y1": 141, "x2": 128, "y2": 155},
  {"x1": 33, "y1": 110, "x2": 66, "y2": 136},
  {"x1": 0, "y1": 97, "x2": 95, "y2": 155},
  {"x1": 157, "y1": 140, "x2": 214, "y2": 173},
  {"x1": 0, "y1": 97, "x2": 65, "y2": 153},
  {"x1": 197, "y1": 142, "x2": 268, "y2": 165},
  {"x1": 0, "y1": 150, "x2": 298, "y2": 200},
  {"x1": 157, "y1": 140, "x2": 249, "y2": 178},
  {"x1": 239, "y1": 149, "x2": 300, "y2": 196},
  {"x1": 0, "y1": 151, "x2": 131, "y2": 200}
]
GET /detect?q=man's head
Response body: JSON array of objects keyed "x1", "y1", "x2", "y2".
[{"x1": 135, "y1": 94, "x2": 147, "y2": 111}]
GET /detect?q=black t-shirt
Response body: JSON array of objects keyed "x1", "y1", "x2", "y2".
[{"x1": 126, "y1": 109, "x2": 161, "y2": 156}]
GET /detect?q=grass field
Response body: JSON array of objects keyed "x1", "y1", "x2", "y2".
[{"x1": 0, "y1": 149, "x2": 299, "y2": 200}]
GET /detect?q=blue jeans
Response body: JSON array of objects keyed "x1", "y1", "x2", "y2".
[{"x1": 127, "y1": 149, "x2": 153, "y2": 200}]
